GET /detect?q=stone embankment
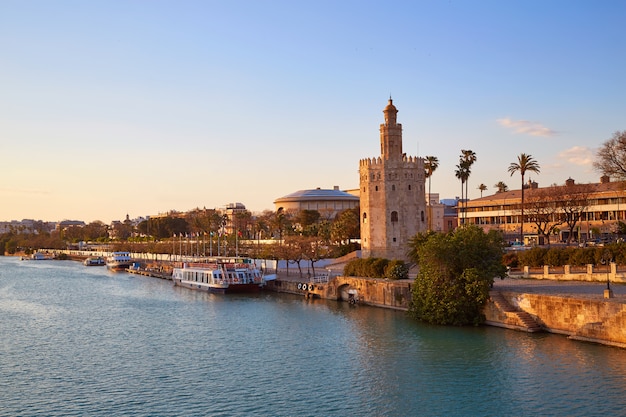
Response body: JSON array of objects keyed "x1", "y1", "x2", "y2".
[
  {"x1": 272, "y1": 271, "x2": 626, "y2": 349},
  {"x1": 37, "y1": 252, "x2": 626, "y2": 349}
]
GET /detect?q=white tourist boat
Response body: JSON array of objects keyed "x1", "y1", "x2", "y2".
[
  {"x1": 172, "y1": 258, "x2": 269, "y2": 293},
  {"x1": 106, "y1": 251, "x2": 133, "y2": 271},
  {"x1": 83, "y1": 256, "x2": 106, "y2": 266}
]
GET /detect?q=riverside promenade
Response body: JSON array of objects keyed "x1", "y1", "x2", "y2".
[{"x1": 492, "y1": 276, "x2": 626, "y2": 301}]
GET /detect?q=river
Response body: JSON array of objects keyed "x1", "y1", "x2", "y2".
[{"x1": 1, "y1": 256, "x2": 625, "y2": 416}]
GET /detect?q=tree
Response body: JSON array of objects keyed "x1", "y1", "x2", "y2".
[
  {"x1": 593, "y1": 130, "x2": 626, "y2": 179},
  {"x1": 461, "y1": 150, "x2": 477, "y2": 209},
  {"x1": 494, "y1": 181, "x2": 509, "y2": 193},
  {"x1": 330, "y1": 208, "x2": 359, "y2": 244},
  {"x1": 559, "y1": 184, "x2": 592, "y2": 244},
  {"x1": 424, "y1": 155, "x2": 440, "y2": 231},
  {"x1": 508, "y1": 153, "x2": 541, "y2": 243},
  {"x1": 408, "y1": 225, "x2": 506, "y2": 326},
  {"x1": 455, "y1": 164, "x2": 468, "y2": 222},
  {"x1": 454, "y1": 150, "x2": 477, "y2": 224},
  {"x1": 478, "y1": 183, "x2": 487, "y2": 197},
  {"x1": 525, "y1": 187, "x2": 564, "y2": 245}
]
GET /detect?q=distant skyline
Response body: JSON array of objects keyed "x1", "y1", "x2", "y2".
[{"x1": 2, "y1": 1, "x2": 625, "y2": 223}]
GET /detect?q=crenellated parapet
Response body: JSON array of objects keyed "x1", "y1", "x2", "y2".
[{"x1": 359, "y1": 155, "x2": 423, "y2": 168}]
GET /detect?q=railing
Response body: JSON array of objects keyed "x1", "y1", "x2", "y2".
[
  {"x1": 510, "y1": 263, "x2": 625, "y2": 283},
  {"x1": 311, "y1": 271, "x2": 330, "y2": 284}
]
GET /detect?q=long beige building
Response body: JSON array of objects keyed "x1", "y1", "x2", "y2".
[{"x1": 463, "y1": 175, "x2": 626, "y2": 244}]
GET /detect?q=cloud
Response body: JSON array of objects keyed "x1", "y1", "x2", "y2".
[
  {"x1": 497, "y1": 117, "x2": 558, "y2": 137},
  {"x1": 557, "y1": 146, "x2": 594, "y2": 167}
]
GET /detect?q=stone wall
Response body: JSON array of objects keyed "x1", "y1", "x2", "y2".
[
  {"x1": 265, "y1": 276, "x2": 412, "y2": 310},
  {"x1": 268, "y1": 275, "x2": 626, "y2": 348},
  {"x1": 489, "y1": 292, "x2": 626, "y2": 348}
]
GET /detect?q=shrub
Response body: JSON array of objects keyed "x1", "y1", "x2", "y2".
[
  {"x1": 568, "y1": 248, "x2": 596, "y2": 266},
  {"x1": 344, "y1": 257, "x2": 396, "y2": 278},
  {"x1": 384, "y1": 260, "x2": 409, "y2": 280},
  {"x1": 502, "y1": 252, "x2": 519, "y2": 268},
  {"x1": 517, "y1": 247, "x2": 548, "y2": 267},
  {"x1": 544, "y1": 247, "x2": 566, "y2": 266}
]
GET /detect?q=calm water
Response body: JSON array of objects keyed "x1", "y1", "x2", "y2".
[{"x1": 2, "y1": 257, "x2": 626, "y2": 416}]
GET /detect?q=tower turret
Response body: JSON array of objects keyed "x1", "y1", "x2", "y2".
[{"x1": 380, "y1": 98, "x2": 403, "y2": 160}]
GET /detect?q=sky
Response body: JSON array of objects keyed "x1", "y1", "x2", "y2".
[{"x1": 1, "y1": 1, "x2": 625, "y2": 224}]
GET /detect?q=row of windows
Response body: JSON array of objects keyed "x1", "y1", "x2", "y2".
[
  {"x1": 467, "y1": 198, "x2": 626, "y2": 213},
  {"x1": 364, "y1": 172, "x2": 416, "y2": 181},
  {"x1": 363, "y1": 184, "x2": 424, "y2": 192},
  {"x1": 466, "y1": 211, "x2": 625, "y2": 225},
  {"x1": 362, "y1": 211, "x2": 426, "y2": 223}
]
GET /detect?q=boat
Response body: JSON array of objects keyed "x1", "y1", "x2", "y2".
[
  {"x1": 83, "y1": 256, "x2": 106, "y2": 266},
  {"x1": 106, "y1": 252, "x2": 133, "y2": 271},
  {"x1": 172, "y1": 258, "x2": 265, "y2": 293},
  {"x1": 21, "y1": 252, "x2": 53, "y2": 260}
]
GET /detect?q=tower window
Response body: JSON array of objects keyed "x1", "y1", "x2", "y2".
[
  {"x1": 408, "y1": 184, "x2": 411, "y2": 191},
  {"x1": 391, "y1": 211, "x2": 398, "y2": 222},
  {"x1": 392, "y1": 185, "x2": 396, "y2": 191},
  {"x1": 363, "y1": 213, "x2": 367, "y2": 223},
  {"x1": 421, "y1": 211, "x2": 425, "y2": 222},
  {"x1": 375, "y1": 186, "x2": 378, "y2": 191}
]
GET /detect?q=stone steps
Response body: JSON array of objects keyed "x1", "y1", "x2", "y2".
[{"x1": 490, "y1": 291, "x2": 543, "y2": 332}]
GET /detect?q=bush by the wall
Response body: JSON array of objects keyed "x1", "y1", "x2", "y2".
[
  {"x1": 384, "y1": 260, "x2": 409, "y2": 280},
  {"x1": 344, "y1": 257, "x2": 407, "y2": 279}
]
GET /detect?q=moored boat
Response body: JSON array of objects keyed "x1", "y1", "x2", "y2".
[
  {"x1": 21, "y1": 251, "x2": 53, "y2": 260},
  {"x1": 172, "y1": 258, "x2": 265, "y2": 293},
  {"x1": 84, "y1": 256, "x2": 106, "y2": 266},
  {"x1": 106, "y1": 251, "x2": 133, "y2": 271}
]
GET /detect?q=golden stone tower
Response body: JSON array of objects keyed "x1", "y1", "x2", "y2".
[{"x1": 359, "y1": 99, "x2": 427, "y2": 260}]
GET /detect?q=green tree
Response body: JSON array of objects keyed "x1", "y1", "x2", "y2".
[
  {"x1": 408, "y1": 225, "x2": 506, "y2": 326},
  {"x1": 508, "y1": 153, "x2": 541, "y2": 243}
]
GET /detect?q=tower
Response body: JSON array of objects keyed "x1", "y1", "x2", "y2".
[{"x1": 359, "y1": 99, "x2": 426, "y2": 260}]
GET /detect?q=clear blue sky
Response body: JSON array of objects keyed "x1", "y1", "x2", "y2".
[{"x1": 2, "y1": 0, "x2": 625, "y2": 223}]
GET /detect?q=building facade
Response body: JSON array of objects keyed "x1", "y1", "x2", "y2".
[
  {"x1": 463, "y1": 176, "x2": 626, "y2": 244},
  {"x1": 273, "y1": 186, "x2": 359, "y2": 219},
  {"x1": 359, "y1": 99, "x2": 427, "y2": 260}
]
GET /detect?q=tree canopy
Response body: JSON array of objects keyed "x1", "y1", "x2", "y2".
[
  {"x1": 408, "y1": 226, "x2": 506, "y2": 326},
  {"x1": 594, "y1": 130, "x2": 626, "y2": 180}
]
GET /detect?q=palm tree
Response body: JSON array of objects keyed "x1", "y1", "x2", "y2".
[
  {"x1": 508, "y1": 153, "x2": 541, "y2": 243},
  {"x1": 424, "y1": 156, "x2": 440, "y2": 202},
  {"x1": 424, "y1": 156, "x2": 439, "y2": 230},
  {"x1": 461, "y1": 150, "x2": 477, "y2": 206},
  {"x1": 454, "y1": 164, "x2": 468, "y2": 224},
  {"x1": 494, "y1": 181, "x2": 509, "y2": 193},
  {"x1": 478, "y1": 183, "x2": 487, "y2": 197},
  {"x1": 455, "y1": 150, "x2": 476, "y2": 223}
]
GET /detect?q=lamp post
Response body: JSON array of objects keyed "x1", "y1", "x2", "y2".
[{"x1": 602, "y1": 249, "x2": 613, "y2": 299}]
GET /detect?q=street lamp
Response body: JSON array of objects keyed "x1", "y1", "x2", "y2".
[{"x1": 602, "y1": 249, "x2": 613, "y2": 298}]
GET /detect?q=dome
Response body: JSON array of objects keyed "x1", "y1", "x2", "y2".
[
  {"x1": 274, "y1": 187, "x2": 359, "y2": 203},
  {"x1": 273, "y1": 187, "x2": 359, "y2": 217},
  {"x1": 384, "y1": 98, "x2": 397, "y2": 113}
]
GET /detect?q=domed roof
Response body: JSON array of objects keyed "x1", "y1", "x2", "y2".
[
  {"x1": 384, "y1": 98, "x2": 397, "y2": 112},
  {"x1": 274, "y1": 187, "x2": 359, "y2": 203}
]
